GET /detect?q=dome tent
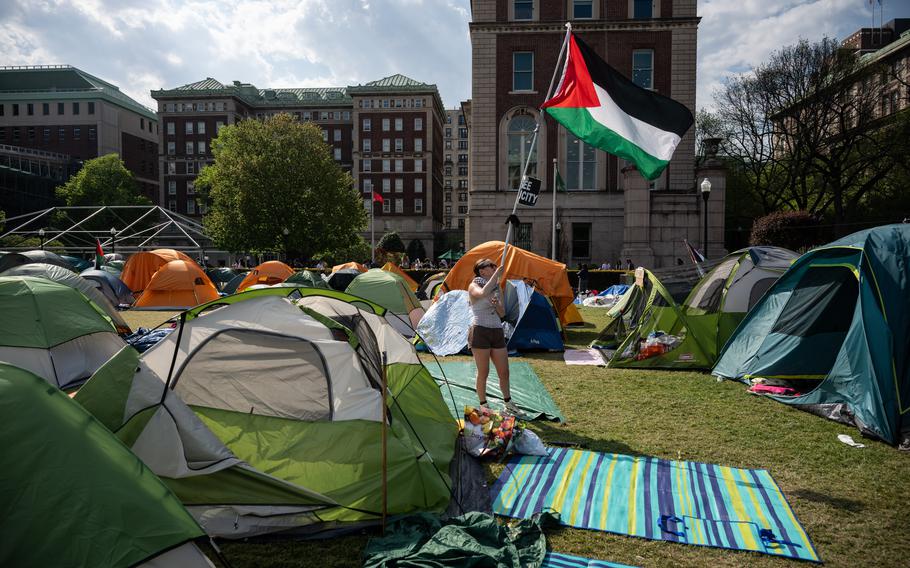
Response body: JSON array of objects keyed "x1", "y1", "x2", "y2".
[
  {"x1": 133, "y1": 259, "x2": 220, "y2": 310},
  {"x1": 81, "y1": 267, "x2": 136, "y2": 306},
  {"x1": 714, "y1": 224, "x2": 910, "y2": 445},
  {"x1": 75, "y1": 292, "x2": 456, "y2": 538},
  {"x1": 0, "y1": 276, "x2": 125, "y2": 390},
  {"x1": 283, "y1": 269, "x2": 329, "y2": 289},
  {"x1": 381, "y1": 262, "x2": 419, "y2": 291},
  {"x1": 121, "y1": 249, "x2": 194, "y2": 294},
  {"x1": 346, "y1": 269, "x2": 426, "y2": 337},
  {"x1": 235, "y1": 260, "x2": 294, "y2": 292},
  {"x1": 0, "y1": 363, "x2": 214, "y2": 568}
]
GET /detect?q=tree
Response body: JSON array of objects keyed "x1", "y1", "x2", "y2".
[
  {"x1": 407, "y1": 239, "x2": 427, "y2": 262},
  {"x1": 198, "y1": 113, "x2": 367, "y2": 257},
  {"x1": 377, "y1": 231, "x2": 405, "y2": 253},
  {"x1": 749, "y1": 211, "x2": 825, "y2": 252},
  {"x1": 56, "y1": 154, "x2": 151, "y2": 207}
]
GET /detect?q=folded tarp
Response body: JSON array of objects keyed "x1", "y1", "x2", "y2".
[{"x1": 425, "y1": 361, "x2": 565, "y2": 423}]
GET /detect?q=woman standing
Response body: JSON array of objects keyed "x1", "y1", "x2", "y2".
[{"x1": 468, "y1": 258, "x2": 519, "y2": 415}]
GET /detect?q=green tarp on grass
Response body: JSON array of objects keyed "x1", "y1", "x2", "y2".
[{"x1": 425, "y1": 361, "x2": 565, "y2": 422}]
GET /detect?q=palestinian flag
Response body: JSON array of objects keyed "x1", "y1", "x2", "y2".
[
  {"x1": 94, "y1": 239, "x2": 104, "y2": 269},
  {"x1": 542, "y1": 33, "x2": 694, "y2": 181}
]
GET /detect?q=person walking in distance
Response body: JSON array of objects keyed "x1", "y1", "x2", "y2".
[{"x1": 468, "y1": 258, "x2": 519, "y2": 415}]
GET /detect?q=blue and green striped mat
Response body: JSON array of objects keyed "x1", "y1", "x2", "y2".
[
  {"x1": 543, "y1": 552, "x2": 634, "y2": 567},
  {"x1": 492, "y1": 448, "x2": 819, "y2": 562}
]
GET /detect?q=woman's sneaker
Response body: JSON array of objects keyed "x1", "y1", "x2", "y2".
[{"x1": 503, "y1": 400, "x2": 523, "y2": 417}]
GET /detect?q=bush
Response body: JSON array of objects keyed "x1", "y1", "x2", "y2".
[
  {"x1": 407, "y1": 239, "x2": 427, "y2": 261},
  {"x1": 749, "y1": 210, "x2": 824, "y2": 251},
  {"x1": 377, "y1": 231, "x2": 406, "y2": 253}
]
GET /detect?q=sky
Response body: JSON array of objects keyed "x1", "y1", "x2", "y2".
[{"x1": 0, "y1": 0, "x2": 903, "y2": 112}]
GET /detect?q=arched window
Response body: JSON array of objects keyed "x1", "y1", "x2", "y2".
[{"x1": 507, "y1": 113, "x2": 537, "y2": 189}]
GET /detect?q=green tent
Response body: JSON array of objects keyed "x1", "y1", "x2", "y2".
[
  {"x1": 0, "y1": 363, "x2": 212, "y2": 567},
  {"x1": 76, "y1": 288, "x2": 456, "y2": 538},
  {"x1": 714, "y1": 224, "x2": 910, "y2": 445},
  {"x1": 284, "y1": 269, "x2": 330, "y2": 289},
  {"x1": 437, "y1": 249, "x2": 463, "y2": 260},
  {"x1": 205, "y1": 267, "x2": 238, "y2": 291},
  {"x1": 0, "y1": 276, "x2": 125, "y2": 390},
  {"x1": 600, "y1": 269, "x2": 712, "y2": 369},
  {"x1": 346, "y1": 269, "x2": 426, "y2": 337}
]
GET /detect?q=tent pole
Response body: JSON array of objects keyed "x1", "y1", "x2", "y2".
[{"x1": 380, "y1": 351, "x2": 388, "y2": 535}]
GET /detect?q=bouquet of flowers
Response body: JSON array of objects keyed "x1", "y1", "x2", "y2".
[{"x1": 462, "y1": 406, "x2": 517, "y2": 459}]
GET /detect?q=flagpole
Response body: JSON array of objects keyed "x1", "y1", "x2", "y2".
[
  {"x1": 371, "y1": 199, "x2": 375, "y2": 264},
  {"x1": 551, "y1": 158, "x2": 557, "y2": 260},
  {"x1": 500, "y1": 22, "x2": 573, "y2": 268}
]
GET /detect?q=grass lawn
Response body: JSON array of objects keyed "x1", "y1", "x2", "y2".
[{"x1": 123, "y1": 306, "x2": 910, "y2": 567}]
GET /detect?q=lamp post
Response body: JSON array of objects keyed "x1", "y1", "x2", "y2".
[
  {"x1": 555, "y1": 221, "x2": 562, "y2": 262},
  {"x1": 282, "y1": 227, "x2": 289, "y2": 263},
  {"x1": 38, "y1": 228, "x2": 45, "y2": 251},
  {"x1": 700, "y1": 178, "x2": 712, "y2": 259},
  {"x1": 110, "y1": 227, "x2": 117, "y2": 256}
]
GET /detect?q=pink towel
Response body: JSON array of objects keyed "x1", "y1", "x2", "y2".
[{"x1": 564, "y1": 349, "x2": 606, "y2": 366}]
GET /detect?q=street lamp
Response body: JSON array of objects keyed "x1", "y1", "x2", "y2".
[
  {"x1": 700, "y1": 178, "x2": 712, "y2": 259},
  {"x1": 38, "y1": 228, "x2": 45, "y2": 251},
  {"x1": 110, "y1": 227, "x2": 117, "y2": 256},
  {"x1": 554, "y1": 222, "x2": 562, "y2": 261},
  {"x1": 282, "y1": 227, "x2": 289, "y2": 263}
]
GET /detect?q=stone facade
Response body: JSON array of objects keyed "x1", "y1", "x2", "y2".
[
  {"x1": 0, "y1": 65, "x2": 159, "y2": 203},
  {"x1": 467, "y1": 0, "x2": 726, "y2": 268}
]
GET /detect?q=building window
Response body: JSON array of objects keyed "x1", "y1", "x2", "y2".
[
  {"x1": 445, "y1": 192, "x2": 452, "y2": 202},
  {"x1": 382, "y1": 118, "x2": 390, "y2": 131},
  {"x1": 514, "y1": 0, "x2": 533, "y2": 20},
  {"x1": 198, "y1": 121, "x2": 206, "y2": 134},
  {"x1": 395, "y1": 159, "x2": 403, "y2": 172},
  {"x1": 334, "y1": 147, "x2": 342, "y2": 160},
  {"x1": 187, "y1": 162, "x2": 196, "y2": 175},
  {"x1": 321, "y1": 112, "x2": 328, "y2": 120},
  {"x1": 26, "y1": 103, "x2": 33, "y2": 116},
  {"x1": 395, "y1": 199, "x2": 403, "y2": 213},
  {"x1": 445, "y1": 219, "x2": 452, "y2": 229},
  {"x1": 445, "y1": 205, "x2": 452, "y2": 214},
  {"x1": 42, "y1": 103, "x2": 49, "y2": 115},
  {"x1": 394, "y1": 138, "x2": 403, "y2": 152},
  {"x1": 363, "y1": 159, "x2": 372, "y2": 172},
  {"x1": 88, "y1": 102, "x2": 95, "y2": 114},
  {"x1": 458, "y1": 154, "x2": 468, "y2": 163},
  {"x1": 167, "y1": 142, "x2": 175, "y2": 155},
  {"x1": 572, "y1": 223, "x2": 592, "y2": 258},
  {"x1": 458, "y1": 218, "x2": 465, "y2": 229},
  {"x1": 168, "y1": 162, "x2": 176, "y2": 174},
  {"x1": 572, "y1": 0, "x2": 593, "y2": 18},
  {"x1": 363, "y1": 179, "x2": 373, "y2": 192},
  {"x1": 415, "y1": 198, "x2": 423, "y2": 213},
  {"x1": 168, "y1": 200, "x2": 177, "y2": 212},
  {"x1": 185, "y1": 142, "x2": 194, "y2": 155},
  {"x1": 394, "y1": 118, "x2": 403, "y2": 131},
  {"x1": 383, "y1": 178, "x2": 391, "y2": 192},
  {"x1": 515, "y1": 223, "x2": 532, "y2": 250},
  {"x1": 73, "y1": 102, "x2": 79, "y2": 115},
  {"x1": 383, "y1": 159, "x2": 391, "y2": 172},
  {"x1": 27, "y1": 127, "x2": 35, "y2": 141},
  {"x1": 459, "y1": 180, "x2": 468, "y2": 189},
  {"x1": 458, "y1": 205, "x2": 468, "y2": 214},
  {"x1": 198, "y1": 141, "x2": 206, "y2": 154},
  {"x1": 460, "y1": 165, "x2": 469, "y2": 175},
  {"x1": 0, "y1": 104, "x2": 4, "y2": 117},
  {"x1": 458, "y1": 140, "x2": 468, "y2": 150},
  {"x1": 507, "y1": 113, "x2": 537, "y2": 189},
  {"x1": 414, "y1": 117, "x2": 423, "y2": 131},
  {"x1": 633, "y1": 0, "x2": 653, "y2": 19},
  {"x1": 413, "y1": 138, "x2": 422, "y2": 152},
  {"x1": 216, "y1": 121, "x2": 224, "y2": 134},
  {"x1": 73, "y1": 127, "x2": 80, "y2": 140},
  {"x1": 185, "y1": 122, "x2": 193, "y2": 135},
  {"x1": 445, "y1": 166, "x2": 453, "y2": 176},
  {"x1": 322, "y1": 129, "x2": 328, "y2": 142},
  {"x1": 57, "y1": 102, "x2": 64, "y2": 115},
  {"x1": 343, "y1": 111, "x2": 350, "y2": 120},
  {"x1": 513, "y1": 52, "x2": 534, "y2": 92},
  {"x1": 334, "y1": 129, "x2": 341, "y2": 142},
  {"x1": 167, "y1": 122, "x2": 175, "y2": 135},
  {"x1": 459, "y1": 192, "x2": 468, "y2": 201},
  {"x1": 12, "y1": 104, "x2": 19, "y2": 116},
  {"x1": 168, "y1": 181, "x2": 177, "y2": 195},
  {"x1": 363, "y1": 138, "x2": 372, "y2": 152},
  {"x1": 459, "y1": 128, "x2": 468, "y2": 138},
  {"x1": 363, "y1": 118, "x2": 371, "y2": 131},
  {"x1": 383, "y1": 200, "x2": 391, "y2": 213},
  {"x1": 415, "y1": 160, "x2": 423, "y2": 172},
  {"x1": 415, "y1": 178, "x2": 423, "y2": 193},
  {"x1": 187, "y1": 181, "x2": 195, "y2": 194},
  {"x1": 382, "y1": 139, "x2": 391, "y2": 152},
  {"x1": 632, "y1": 50, "x2": 654, "y2": 89},
  {"x1": 140, "y1": 118, "x2": 145, "y2": 130},
  {"x1": 446, "y1": 127, "x2": 452, "y2": 138},
  {"x1": 42, "y1": 127, "x2": 50, "y2": 141},
  {"x1": 566, "y1": 131, "x2": 596, "y2": 190},
  {"x1": 187, "y1": 199, "x2": 195, "y2": 215},
  {"x1": 395, "y1": 178, "x2": 403, "y2": 192},
  {"x1": 445, "y1": 140, "x2": 452, "y2": 149}
]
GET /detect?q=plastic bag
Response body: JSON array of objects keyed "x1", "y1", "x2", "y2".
[{"x1": 513, "y1": 429, "x2": 547, "y2": 456}]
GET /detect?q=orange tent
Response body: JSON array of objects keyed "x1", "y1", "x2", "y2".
[
  {"x1": 381, "y1": 262, "x2": 418, "y2": 291},
  {"x1": 133, "y1": 259, "x2": 219, "y2": 309},
  {"x1": 442, "y1": 241, "x2": 583, "y2": 326},
  {"x1": 332, "y1": 262, "x2": 368, "y2": 273},
  {"x1": 236, "y1": 261, "x2": 294, "y2": 292},
  {"x1": 121, "y1": 249, "x2": 194, "y2": 293}
]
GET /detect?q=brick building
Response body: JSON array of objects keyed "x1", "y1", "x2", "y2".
[
  {"x1": 151, "y1": 74, "x2": 445, "y2": 257},
  {"x1": 441, "y1": 104, "x2": 471, "y2": 241},
  {"x1": 0, "y1": 65, "x2": 159, "y2": 209},
  {"x1": 467, "y1": 0, "x2": 726, "y2": 268}
]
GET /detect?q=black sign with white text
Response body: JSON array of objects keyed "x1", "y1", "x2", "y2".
[{"x1": 518, "y1": 176, "x2": 541, "y2": 207}]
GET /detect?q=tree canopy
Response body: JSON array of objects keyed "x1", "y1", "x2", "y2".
[
  {"x1": 55, "y1": 154, "x2": 151, "y2": 207},
  {"x1": 198, "y1": 113, "x2": 367, "y2": 257},
  {"x1": 377, "y1": 231, "x2": 406, "y2": 253}
]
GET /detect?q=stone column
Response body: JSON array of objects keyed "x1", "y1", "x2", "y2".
[{"x1": 620, "y1": 165, "x2": 655, "y2": 268}]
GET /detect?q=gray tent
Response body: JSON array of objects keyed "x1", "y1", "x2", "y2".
[{"x1": 81, "y1": 268, "x2": 136, "y2": 306}]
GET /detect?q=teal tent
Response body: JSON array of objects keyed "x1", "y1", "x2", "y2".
[{"x1": 713, "y1": 224, "x2": 910, "y2": 445}]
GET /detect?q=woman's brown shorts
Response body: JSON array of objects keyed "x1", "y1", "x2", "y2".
[{"x1": 469, "y1": 325, "x2": 506, "y2": 349}]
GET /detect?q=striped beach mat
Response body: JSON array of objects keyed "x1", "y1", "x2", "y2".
[
  {"x1": 543, "y1": 552, "x2": 635, "y2": 567},
  {"x1": 492, "y1": 448, "x2": 820, "y2": 562}
]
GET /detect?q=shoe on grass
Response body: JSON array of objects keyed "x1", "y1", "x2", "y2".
[{"x1": 503, "y1": 400, "x2": 523, "y2": 417}]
